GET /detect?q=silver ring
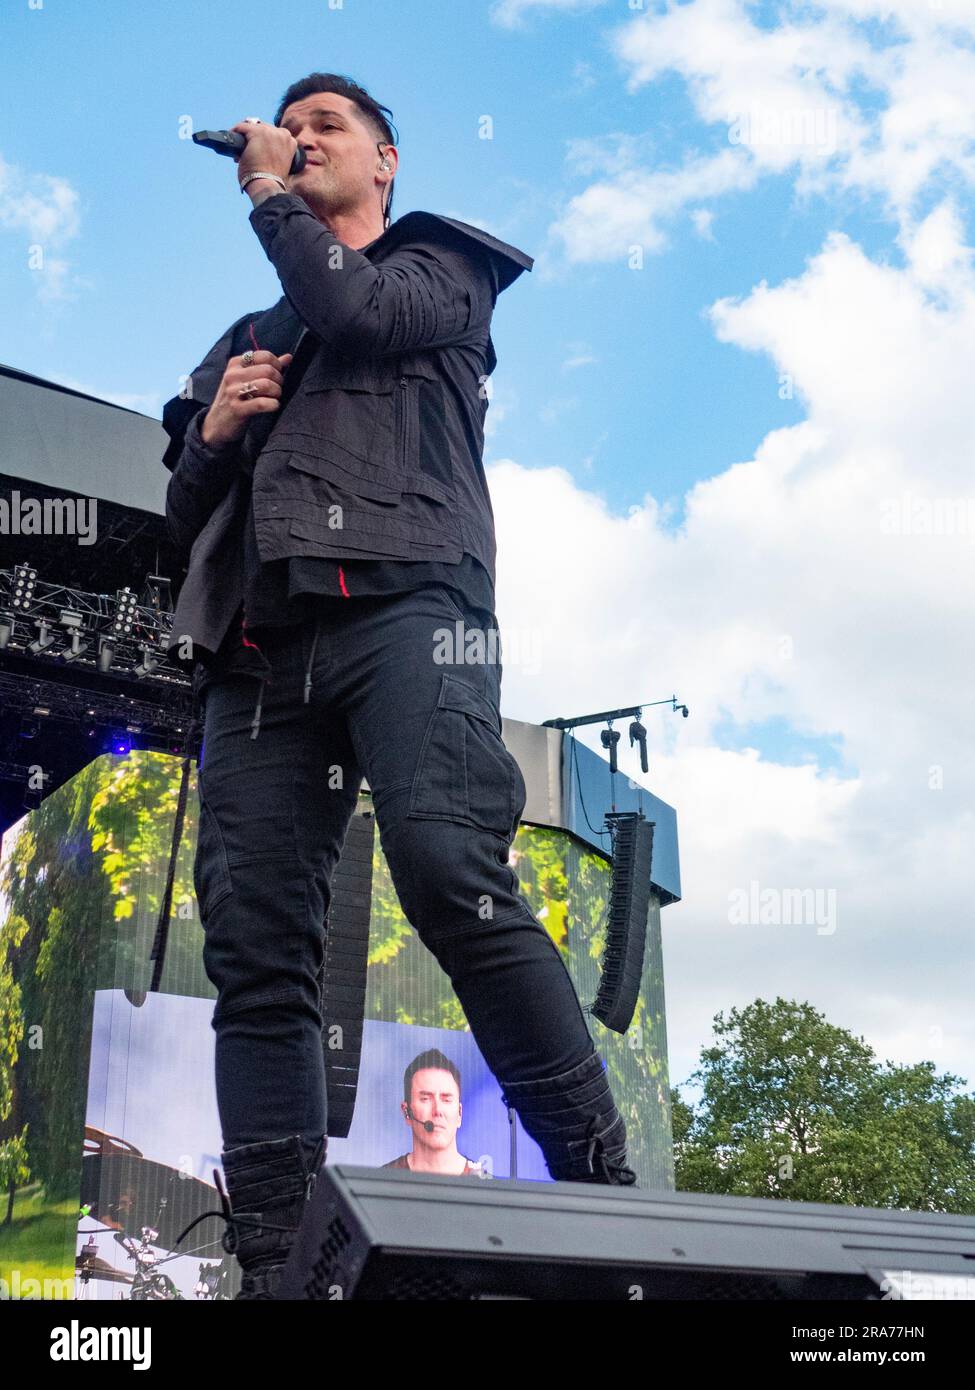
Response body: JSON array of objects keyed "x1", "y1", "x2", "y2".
[
  {"x1": 243, "y1": 117, "x2": 262, "y2": 125},
  {"x1": 241, "y1": 350, "x2": 255, "y2": 367},
  {"x1": 238, "y1": 382, "x2": 259, "y2": 400}
]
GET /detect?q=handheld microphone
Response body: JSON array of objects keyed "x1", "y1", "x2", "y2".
[
  {"x1": 404, "y1": 1104, "x2": 435, "y2": 1133},
  {"x1": 192, "y1": 129, "x2": 307, "y2": 175}
]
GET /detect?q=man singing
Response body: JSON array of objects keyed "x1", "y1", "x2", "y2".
[{"x1": 162, "y1": 72, "x2": 635, "y2": 1300}]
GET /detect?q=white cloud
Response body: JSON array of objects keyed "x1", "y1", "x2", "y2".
[
  {"x1": 562, "y1": 342, "x2": 597, "y2": 370},
  {"x1": 549, "y1": 147, "x2": 757, "y2": 263},
  {"x1": 613, "y1": 0, "x2": 975, "y2": 210},
  {"x1": 570, "y1": 58, "x2": 598, "y2": 90},
  {"x1": 691, "y1": 207, "x2": 715, "y2": 239},
  {"x1": 0, "y1": 153, "x2": 82, "y2": 303},
  {"x1": 483, "y1": 379, "x2": 513, "y2": 442},
  {"x1": 542, "y1": 0, "x2": 975, "y2": 267},
  {"x1": 899, "y1": 199, "x2": 974, "y2": 295},
  {"x1": 489, "y1": 201, "x2": 975, "y2": 1086},
  {"x1": 611, "y1": 0, "x2": 872, "y2": 174}
]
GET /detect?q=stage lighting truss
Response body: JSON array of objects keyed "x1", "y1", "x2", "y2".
[
  {"x1": 0, "y1": 670, "x2": 195, "y2": 767},
  {"x1": 0, "y1": 568, "x2": 187, "y2": 687}
]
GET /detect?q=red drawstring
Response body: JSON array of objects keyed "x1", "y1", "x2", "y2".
[{"x1": 240, "y1": 618, "x2": 263, "y2": 652}]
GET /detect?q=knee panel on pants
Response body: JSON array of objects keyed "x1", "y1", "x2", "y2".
[
  {"x1": 199, "y1": 856, "x2": 324, "y2": 1026},
  {"x1": 383, "y1": 815, "x2": 541, "y2": 963}
]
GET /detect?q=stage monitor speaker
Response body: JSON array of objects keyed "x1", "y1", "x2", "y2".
[
  {"x1": 592, "y1": 812, "x2": 654, "y2": 1033},
  {"x1": 276, "y1": 1165, "x2": 975, "y2": 1300}
]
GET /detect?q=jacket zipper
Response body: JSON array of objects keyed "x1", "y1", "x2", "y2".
[{"x1": 396, "y1": 375, "x2": 410, "y2": 466}]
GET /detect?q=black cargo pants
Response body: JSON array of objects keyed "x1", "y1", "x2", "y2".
[{"x1": 193, "y1": 582, "x2": 598, "y2": 1150}]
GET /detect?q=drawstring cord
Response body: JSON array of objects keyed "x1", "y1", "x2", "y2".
[
  {"x1": 250, "y1": 678, "x2": 267, "y2": 740},
  {"x1": 241, "y1": 615, "x2": 269, "y2": 742},
  {"x1": 304, "y1": 617, "x2": 322, "y2": 704},
  {"x1": 248, "y1": 614, "x2": 322, "y2": 737}
]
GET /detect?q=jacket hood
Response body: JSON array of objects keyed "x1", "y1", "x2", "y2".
[{"x1": 367, "y1": 211, "x2": 534, "y2": 295}]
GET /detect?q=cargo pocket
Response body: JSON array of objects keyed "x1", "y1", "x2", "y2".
[
  {"x1": 193, "y1": 791, "x2": 234, "y2": 918},
  {"x1": 408, "y1": 672, "x2": 522, "y2": 839}
]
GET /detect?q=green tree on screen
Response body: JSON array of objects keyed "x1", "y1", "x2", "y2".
[{"x1": 0, "y1": 752, "x2": 201, "y2": 1202}]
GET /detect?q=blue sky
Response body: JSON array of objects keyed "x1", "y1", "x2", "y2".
[
  {"x1": 2, "y1": 0, "x2": 892, "y2": 512},
  {"x1": 3, "y1": 0, "x2": 974, "y2": 1098}
]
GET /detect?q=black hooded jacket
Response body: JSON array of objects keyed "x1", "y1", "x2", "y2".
[{"x1": 161, "y1": 193, "x2": 533, "y2": 675}]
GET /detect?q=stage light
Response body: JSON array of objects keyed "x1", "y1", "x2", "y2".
[
  {"x1": 134, "y1": 645, "x2": 160, "y2": 678},
  {"x1": 18, "y1": 715, "x2": 39, "y2": 739},
  {"x1": 109, "y1": 587, "x2": 138, "y2": 639},
  {"x1": 11, "y1": 564, "x2": 37, "y2": 612},
  {"x1": 63, "y1": 631, "x2": 90, "y2": 662},
  {"x1": 0, "y1": 613, "x2": 13, "y2": 649},
  {"x1": 97, "y1": 636, "x2": 116, "y2": 673},
  {"x1": 55, "y1": 609, "x2": 89, "y2": 662},
  {"x1": 29, "y1": 618, "x2": 55, "y2": 653}
]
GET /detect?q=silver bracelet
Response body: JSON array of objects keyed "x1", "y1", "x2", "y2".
[{"x1": 240, "y1": 171, "x2": 288, "y2": 195}]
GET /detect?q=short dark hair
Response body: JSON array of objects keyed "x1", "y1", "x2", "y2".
[
  {"x1": 273, "y1": 72, "x2": 399, "y2": 226},
  {"x1": 403, "y1": 1049, "x2": 461, "y2": 1103}
]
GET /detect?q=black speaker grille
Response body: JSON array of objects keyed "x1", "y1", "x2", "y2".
[
  {"x1": 592, "y1": 813, "x2": 654, "y2": 1033},
  {"x1": 305, "y1": 1214, "x2": 353, "y2": 1299}
]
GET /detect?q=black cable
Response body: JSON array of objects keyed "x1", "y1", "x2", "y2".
[
  {"x1": 148, "y1": 708, "x2": 203, "y2": 991},
  {"x1": 568, "y1": 731, "x2": 611, "y2": 845}
]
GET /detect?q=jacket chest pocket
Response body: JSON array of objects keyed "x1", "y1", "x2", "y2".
[
  {"x1": 299, "y1": 356, "x2": 396, "y2": 463},
  {"x1": 391, "y1": 356, "x2": 450, "y2": 485},
  {"x1": 291, "y1": 351, "x2": 452, "y2": 491}
]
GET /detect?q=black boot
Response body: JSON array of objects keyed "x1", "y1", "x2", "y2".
[
  {"x1": 499, "y1": 1048, "x2": 638, "y2": 1186},
  {"x1": 218, "y1": 1133, "x2": 327, "y2": 1300}
]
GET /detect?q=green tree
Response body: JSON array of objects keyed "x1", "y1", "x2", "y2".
[
  {"x1": 674, "y1": 997, "x2": 975, "y2": 1212},
  {"x1": 0, "y1": 751, "x2": 202, "y2": 1203},
  {"x1": 0, "y1": 915, "x2": 31, "y2": 1223},
  {"x1": 1, "y1": 1131, "x2": 31, "y2": 1225}
]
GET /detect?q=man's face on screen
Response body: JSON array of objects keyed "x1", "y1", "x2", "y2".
[
  {"x1": 278, "y1": 92, "x2": 387, "y2": 224},
  {"x1": 407, "y1": 1069, "x2": 462, "y2": 1150}
]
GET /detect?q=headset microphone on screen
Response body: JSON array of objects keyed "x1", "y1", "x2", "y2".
[{"x1": 405, "y1": 1104, "x2": 435, "y2": 1133}]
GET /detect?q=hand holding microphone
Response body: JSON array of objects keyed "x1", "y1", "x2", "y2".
[
  {"x1": 230, "y1": 117, "x2": 302, "y2": 195},
  {"x1": 191, "y1": 118, "x2": 306, "y2": 192},
  {"x1": 200, "y1": 349, "x2": 294, "y2": 449}
]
